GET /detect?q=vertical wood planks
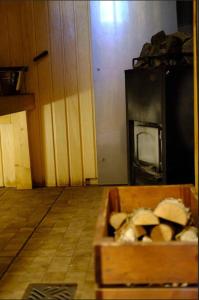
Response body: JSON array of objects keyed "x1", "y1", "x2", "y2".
[
  {"x1": 48, "y1": 1, "x2": 70, "y2": 186},
  {"x1": 0, "y1": 1, "x2": 11, "y2": 66},
  {"x1": 0, "y1": 132, "x2": 4, "y2": 187},
  {"x1": 0, "y1": 0, "x2": 97, "y2": 187},
  {"x1": 11, "y1": 111, "x2": 32, "y2": 189},
  {"x1": 0, "y1": 124, "x2": 15, "y2": 187},
  {"x1": 0, "y1": 1, "x2": 10, "y2": 186},
  {"x1": 61, "y1": 0, "x2": 83, "y2": 185},
  {"x1": 0, "y1": 1, "x2": 19, "y2": 187},
  {"x1": 74, "y1": 1, "x2": 97, "y2": 181},
  {"x1": 20, "y1": 0, "x2": 44, "y2": 186},
  {"x1": 0, "y1": 115, "x2": 12, "y2": 187},
  {"x1": 33, "y1": 0, "x2": 56, "y2": 186},
  {"x1": 6, "y1": 0, "x2": 24, "y2": 66},
  {"x1": 0, "y1": 1, "x2": 32, "y2": 189}
]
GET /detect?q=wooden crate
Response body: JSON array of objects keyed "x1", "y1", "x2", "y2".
[{"x1": 94, "y1": 185, "x2": 198, "y2": 299}]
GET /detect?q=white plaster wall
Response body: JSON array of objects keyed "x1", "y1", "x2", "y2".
[{"x1": 90, "y1": 0, "x2": 177, "y2": 184}]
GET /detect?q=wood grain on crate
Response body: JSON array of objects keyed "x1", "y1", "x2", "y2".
[
  {"x1": 109, "y1": 185, "x2": 193, "y2": 212},
  {"x1": 96, "y1": 287, "x2": 198, "y2": 299},
  {"x1": 96, "y1": 241, "x2": 197, "y2": 284}
]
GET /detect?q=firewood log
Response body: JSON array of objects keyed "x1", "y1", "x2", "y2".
[
  {"x1": 181, "y1": 283, "x2": 188, "y2": 287},
  {"x1": 154, "y1": 198, "x2": 190, "y2": 225},
  {"x1": 115, "y1": 221, "x2": 146, "y2": 243},
  {"x1": 142, "y1": 236, "x2": 152, "y2": 242},
  {"x1": 172, "y1": 283, "x2": 179, "y2": 288},
  {"x1": 131, "y1": 224, "x2": 146, "y2": 238},
  {"x1": 109, "y1": 212, "x2": 127, "y2": 230},
  {"x1": 115, "y1": 222, "x2": 136, "y2": 243},
  {"x1": 130, "y1": 208, "x2": 159, "y2": 226},
  {"x1": 165, "y1": 282, "x2": 188, "y2": 288},
  {"x1": 150, "y1": 224, "x2": 174, "y2": 241},
  {"x1": 164, "y1": 284, "x2": 172, "y2": 288},
  {"x1": 175, "y1": 226, "x2": 198, "y2": 242}
]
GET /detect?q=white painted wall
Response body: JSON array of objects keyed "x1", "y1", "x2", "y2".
[{"x1": 90, "y1": 0, "x2": 177, "y2": 184}]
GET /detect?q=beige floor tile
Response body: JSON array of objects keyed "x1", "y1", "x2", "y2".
[
  {"x1": 3, "y1": 272, "x2": 25, "y2": 282},
  {"x1": 14, "y1": 256, "x2": 35, "y2": 265},
  {"x1": 34, "y1": 228, "x2": 52, "y2": 234},
  {"x1": 0, "y1": 249, "x2": 18, "y2": 256},
  {"x1": 55, "y1": 248, "x2": 75, "y2": 257},
  {"x1": 18, "y1": 249, "x2": 41, "y2": 257},
  {"x1": 51, "y1": 227, "x2": 68, "y2": 233},
  {"x1": 0, "y1": 290, "x2": 22, "y2": 299},
  {"x1": 64, "y1": 270, "x2": 86, "y2": 283},
  {"x1": 47, "y1": 256, "x2": 72, "y2": 272},
  {"x1": 32, "y1": 256, "x2": 53, "y2": 265},
  {"x1": 42, "y1": 271, "x2": 68, "y2": 283},
  {"x1": 0, "y1": 187, "x2": 105, "y2": 299}
]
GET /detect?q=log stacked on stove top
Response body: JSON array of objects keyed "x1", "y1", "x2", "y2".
[{"x1": 133, "y1": 30, "x2": 193, "y2": 68}]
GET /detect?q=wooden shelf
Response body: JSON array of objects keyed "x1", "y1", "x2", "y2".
[{"x1": 0, "y1": 94, "x2": 35, "y2": 116}]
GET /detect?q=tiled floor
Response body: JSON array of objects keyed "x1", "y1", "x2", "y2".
[{"x1": 0, "y1": 186, "x2": 106, "y2": 299}]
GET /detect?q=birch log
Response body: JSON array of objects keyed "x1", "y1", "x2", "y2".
[
  {"x1": 154, "y1": 198, "x2": 190, "y2": 225},
  {"x1": 151, "y1": 223, "x2": 174, "y2": 241},
  {"x1": 109, "y1": 212, "x2": 127, "y2": 230},
  {"x1": 130, "y1": 208, "x2": 159, "y2": 226}
]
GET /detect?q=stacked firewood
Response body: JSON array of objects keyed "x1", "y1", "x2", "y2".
[
  {"x1": 109, "y1": 198, "x2": 198, "y2": 243},
  {"x1": 133, "y1": 30, "x2": 193, "y2": 68}
]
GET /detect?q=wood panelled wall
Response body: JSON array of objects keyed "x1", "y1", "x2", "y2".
[{"x1": 0, "y1": 0, "x2": 97, "y2": 187}]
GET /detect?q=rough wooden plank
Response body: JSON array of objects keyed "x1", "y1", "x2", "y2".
[
  {"x1": 190, "y1": 186, "x2": 198, "y2": 224},
  {"x1": 0, "y1": 112, "x2": 10, "y2": 186},
  {"x1": 96, "y1": 287, "x2": 198, "y2": 299},
  {"x1": 93, "y1": 188, "x2": 112, "y2": 244},
  {"x1": 0, "y1": 124, "x2": 15, "y2": 187},
  {"x1": 0, "y1": 94, "x2": 35, "y2": 116},
  {"x1": 11, "y1": 111, "x2": 32, "y2": 189},
  {"x1": 0, "y1": 0, "x2": 12, "y2": 187},
  {"x1": 48, "y1": 0, "x2": 70, "y2": 186},
  {"x1": 0, "y1": 115, "x2": 11, "y2": 124}
]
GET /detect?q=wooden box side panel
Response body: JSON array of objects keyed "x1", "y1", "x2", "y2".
[
  {"x1": 96, "y1": 287, "x2": 198, "y2": 300},
  {"x1": 115, "y1": 185, "x2": 192, "y2": 212},
  {"x1": 190, "y1": 186, "x2": 198, "y2": 223},
  {"x1": 99, "y1": 243, "x2": 198, "y2": 284},
  {"x1": 94, "y1": 199, "x2": 109, "y2": 242}
]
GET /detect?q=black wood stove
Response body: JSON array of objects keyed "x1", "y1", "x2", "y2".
[{"x1": 125, "y1": 64, "x2": 194, "y2": 185}]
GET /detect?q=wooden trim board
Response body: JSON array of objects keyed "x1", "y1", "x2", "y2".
[{"x1": 96, "y1": 287, "x2": 198, "y2": 299}]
